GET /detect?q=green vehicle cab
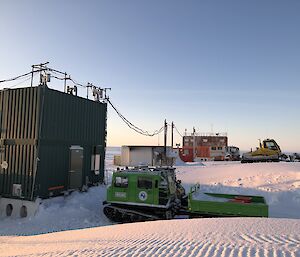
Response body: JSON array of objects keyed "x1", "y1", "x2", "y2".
[{"x1": 104, "y1": 167, "x2": 185, "y2": 221}]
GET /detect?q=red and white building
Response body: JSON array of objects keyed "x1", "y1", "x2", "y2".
[{"x1": 179, "y1": 132, "x2": 228, "y2": 162}]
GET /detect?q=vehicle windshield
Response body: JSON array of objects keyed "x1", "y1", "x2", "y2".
[{"x1": 265, "y1": 141, "x2": 277, "y2": 150}]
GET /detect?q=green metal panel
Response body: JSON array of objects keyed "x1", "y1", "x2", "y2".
[
  {"x1": 35, "y1": 144, "x2": 69, "y2": 198},
  {"x1": 40, "y1": 87, "x2": 106, "y2": 144},
  {"x1": 35, "y1": 87, "x2": 107, "y2": 199},
  {"x1": 0, "y1": 86, "x2": 107, "y2": 200}
]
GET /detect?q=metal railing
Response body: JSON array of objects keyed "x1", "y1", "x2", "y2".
[{"x1": 184, "y1": 132, "x2": 227, "y2": 137}]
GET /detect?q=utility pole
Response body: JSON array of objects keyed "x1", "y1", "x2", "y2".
[
  {"x1": 164, "y1": 119, "x2": 167, "y2": 156},
  {"x1": 193, "y1": 126, "x2": 196, "y2": 162},
  {"x1": 64, "y1": 72, "x2": 67, "y2": 93},
  {"x1": 30, "y1": 65, "x2": 34, "y2": 87},
  {"x1": 171, "y1": 121, "x2": 174, "y2": 149}
]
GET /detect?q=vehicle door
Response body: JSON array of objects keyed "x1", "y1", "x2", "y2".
[{"x1": 135, "y1": 176, "x2": 154, "y2": 204}]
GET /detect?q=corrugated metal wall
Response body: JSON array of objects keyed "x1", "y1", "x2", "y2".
[
  {"x1": 0, "y1": 144, "x2": 36, "y2": 199},
  {"x1": 0, "y1": 87, "x2": 41, "y2": 199},
  {"x1": 0, "y1": 87, "x2": 40, "y2": 140},
  {"x1": 0, "y1": 86, "x2": 107, "y2": 200}
]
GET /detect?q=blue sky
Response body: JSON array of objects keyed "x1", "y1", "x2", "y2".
[{"x1": 0, "y1": 1, "x2": 299, "y2": 151}]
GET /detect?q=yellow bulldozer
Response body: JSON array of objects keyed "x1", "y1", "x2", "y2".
[{"x1": 241, "y1": 139, "x2": 281, "y2": 163}]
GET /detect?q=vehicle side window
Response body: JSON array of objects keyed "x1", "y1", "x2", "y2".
[
  {"x1": 114, "y1": 176, "x2": 128, "y2": 188},
  {"x1": 137, "y1": 178, "x2": 152, "y2": 189}
]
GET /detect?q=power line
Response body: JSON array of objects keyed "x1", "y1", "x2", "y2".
[
  {"x1": 0, "y1": 64, "x2": 171, "y2": 139},
  {"x1": 174, "y1": 124, "x2": 183, "y2": 137},
  {"x1": 1, "y1": 63, "x2": 97, "y2": 93},
  {"x1": 1, "y1": 72, "x2": 40, "y2": 89},
  {"x1": 49, "y1": 70, "x2": 86, "y2": 88},
  {"x1": 107, "y1": 99, "x2": 164, "y2": 137},
  {"x1": 69, "y1": 78, "x2": 86, "y2": 88},
  {"x1": 166, "y1": 123, "x2": 183, "y2": 137},
  {"x1": 0, "y1": 69, "x2": 44, "y2": 84},
  {"x1": 0, "y1": 67, "x2": 50, "y2": 87},
  {"x1": 10, "y1": 75, "x2": 33, "y2": 88},
  {"x1": 50, "y1": 75, "x2": 86, "y2": 88},
  {"x1": 109, "y1": 99, "x2": 164, "y2": 136},
  {"x1": 0, "y1": 67, "x2": 88, "y2": 90},
  {"x1": 50, "y1": 75, "x2": 65, "y2": 81}
]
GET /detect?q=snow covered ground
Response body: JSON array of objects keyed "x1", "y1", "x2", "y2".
[
  {"x1": 0, "y1": 148, "x2": 300, "y2": 256},
  {"x1": 1, "y1": 218, "x2": 299, "y2": 257},
  {"x1": 177, "y1": 161, "x2": 300, "y2": 219}
]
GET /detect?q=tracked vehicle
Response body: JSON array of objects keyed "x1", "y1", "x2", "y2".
[
  {"x1": 241, "y1": 139, "x2": 281, "y2": 163},
  {"x1": 103, "y1": 167, "x2": 268, "y2": 222}
]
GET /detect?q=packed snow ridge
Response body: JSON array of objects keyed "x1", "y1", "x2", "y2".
[{"x1": 1, "y1": 218, "x2": 299, "y2": 256}]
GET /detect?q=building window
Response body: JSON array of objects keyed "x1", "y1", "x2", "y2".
[
  {"x1": 203, "y1": 139, "x2": 208, "y2": 142},
  {"x1": 218, "y1": 147, "x2": 223, "y2": 150},
  {"x1": 211, "y1": 146, "x2": 216, "y2": 150},
  {"x1": 138, "y1": 178, "x2": 152, "y2": 189},
  {"x1": 114, "y1": 177, "x2": 128, "y2": 188}
]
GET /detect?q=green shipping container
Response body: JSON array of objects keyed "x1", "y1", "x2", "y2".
[{"x1": 0, "y1": 85, "x2": 107, "y2": 201}]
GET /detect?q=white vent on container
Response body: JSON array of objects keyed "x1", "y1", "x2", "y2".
[
  {"x1": 12, "y1": 184, "x2": 22, "y2": 197},
  {"x1": 91, "y1": 154, "x2": 101, "y2": 175}
]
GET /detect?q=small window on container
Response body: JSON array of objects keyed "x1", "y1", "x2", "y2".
[
  {"x1": 211, "y1": 146, "x2": 216, "y2": 150},
  {"x1": 114, "y1": 176, "x2": 128, "y2": 188},
  {"x1": 138, "y1": 178, "x2": 152, "y2": 189},
  {"x1": 218, "y1": 147, "x2": 223, "y2": 150}
]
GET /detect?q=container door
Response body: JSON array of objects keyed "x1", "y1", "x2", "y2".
[{"x1": 69, "y1": 146, "x2": 83, "y2": 190}]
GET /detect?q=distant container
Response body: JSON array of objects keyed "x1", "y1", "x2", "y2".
[
  {"x1": 120, "y1": 146, "x2": 174, "y2": 167},
  {"x1": 0, "y1": 86, "x2": 107, "y2": 206}
]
